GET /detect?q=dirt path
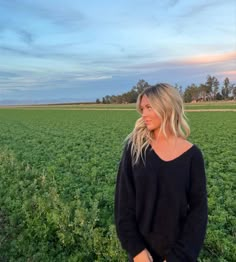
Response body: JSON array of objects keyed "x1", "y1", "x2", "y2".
[
  {"x1": 0, "y1": 106, "x2": 236, "y2": 112},
  {"x1": 185, "y1": 109, "x2": 236, "y2": 112}
]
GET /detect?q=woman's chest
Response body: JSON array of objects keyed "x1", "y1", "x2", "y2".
[{"x1": 132, "y1": 155, "x2": 191, "y2": 195}]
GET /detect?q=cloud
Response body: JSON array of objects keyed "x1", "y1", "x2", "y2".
[
  {"x1": 0, "y1": 23, "x2": 34, "y2": 45},
  {"x1": 0, "y1": 44, "x2": 86, "y2": 61},
  {"x1": 0, "y1": 17, "x2": 34, "y2": 45},
  {"x1": 0, "y1": 67, "x2": 113, "y2": 94},
  {"x1": 215, "y1": 70, "x2": 236, "y2": 81},
  {"x1": 0, "y1": 0, "x2": 87, "y2": 52},
  {"x1": 180, "y1": 1, "x2": 225, "y2": 17},
  {"x1": 124, "y1": 51, "x2": 236, "y2": 71},
  {"x1": 1, "y1": 0, "x2": 86, "y2": 28},
  {"x1": 0, "y1": 41, "x2": 154, "y2": 73},
  {"x1": 219, "y1": 70, "x2": 236, "y2": 76},
  {"x1": 15, "y1": 28, "x2": 34, "y2": 45},
  {"x1": 74, "y1": 75, "x2": 112, "y2": 81},
  {"x1": 167, "y1": 0, "x2": 179, "y2": 7},
  {"x1": 182, "y1": 52, "x2": 236, "y2": 65},
  {"x1": 0, "y1": 46, "x2": 30, "y2": 56},
  {"x1": 0, "y1": 71, "x2": 19, "y2": 78}
]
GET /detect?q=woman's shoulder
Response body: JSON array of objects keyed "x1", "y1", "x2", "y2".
[
  {"x1": 175, "y1": 138, "x2": 193, "y2": 156},
  {"x1": 181, "y1": 140, "x2": 204, "y2": 162},
  {"x1": 177, "y1": 138, "x2": 193, "y2": 149},
  {"x1": 176, "y1": 138, "x2": 204, "y2": 159},
  {"x1": 123, "y1": 138, "x2": 132, "y2": 150},
  {"x1": 120, "y1": 139, "x2": 133, "y2": 159}
]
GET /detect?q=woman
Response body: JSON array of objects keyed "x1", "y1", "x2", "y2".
[{"x1": 114, "y1": 83, "x2": 208, "y2": 262}]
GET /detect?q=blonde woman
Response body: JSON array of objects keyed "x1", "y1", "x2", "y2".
[{"x1": 115, "y1": 84, "x2": 208, "y2": 262}]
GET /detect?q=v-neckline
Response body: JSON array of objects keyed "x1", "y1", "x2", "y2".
[{"x1": 149, "y1": 144, "x2": 195, "y2": 163}]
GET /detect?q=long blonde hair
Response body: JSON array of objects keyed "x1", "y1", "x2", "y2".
[{"x1": 126, "y1": 83, "x2": 190, "y2": 166}]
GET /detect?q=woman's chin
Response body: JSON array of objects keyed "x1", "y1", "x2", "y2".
[{"x1": 146, "y1": 125, "x2": 154, "y2": 131}]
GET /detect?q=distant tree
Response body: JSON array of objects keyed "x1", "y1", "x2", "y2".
[
  {"x1": 179, "y1": 85, "x2": 183, "y2": 97},
  {"x1": 96, "y1": 98, "x2": 101, "y2": 104},
  {"x1": 229, "y1": 83, "x2": 235, "y2": 97},
  {"x1": 183, "y1": 87, "x2": 192, "y2": 103},
  {"x1": 212, "y1": 78, "x2": 220, "y2": 100},
  {"x1": 216, "y1": 92, "x2": 223, "y2": 100},
  {"x1": 125, "y1": 90, "x2": 138, "y2": 103},
  {"x1": 132, "y1": 79, "x2": 150, "y2": 94},
  {"x1": 174, "y1": 84, "x2": 183, "y2": 97},
  {"x1": 183, "y1": 84, "x2": 199, "y2": 102},
  {"x1": 116, "y1": 95, "x2": 123, "y2": 103},
  {"x1": 222, "y1": 77, "x2": 230, "y2": 99},
  {"x1": 232, "y1": 85, "x2": 236, "y2": 100},
  {"x1": 100, "y1": 76, "x2": 234, "y2": 104},
  {"x1": 104, "y1": 95, "x2": 111, "y2": 104},
  {"x1": 110, "y1": 95, "x2": 117, "y2": 103},
  {"x1": 199, "y1": 84, "x2": 208, "y2": 101},
  {"x1": 205, "y1": 75, "x2": 219, "y2": 100}
]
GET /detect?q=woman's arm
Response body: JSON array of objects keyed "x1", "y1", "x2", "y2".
[
  {"x1": 165, "y1": 148, "x2": 208, "y2": 262},
  {"x1": 114, "y1": 143, "x2": 147, "y2": 258}
]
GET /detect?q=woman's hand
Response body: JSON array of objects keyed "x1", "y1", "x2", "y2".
[{"x1": 133, "y1": 249, "x2": 153, "y2": 262}]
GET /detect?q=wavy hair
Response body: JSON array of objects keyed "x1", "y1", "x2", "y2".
[{"x1": 125, "y1": 83, "x2": 190, "y2": 166}]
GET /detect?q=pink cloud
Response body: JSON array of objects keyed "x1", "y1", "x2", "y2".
[
  {"x1": 124, "y1": 51, "x2": 236, "y2": 72},
  {"x1": 215, "y1": 70, "x2": 236, "y2": 81},
  {"x1": 183, "y1": 52, "x2": 236, "y2": 65},
  {"x1": 219, "y1": 70, "x2": 236, "y2": 75}
]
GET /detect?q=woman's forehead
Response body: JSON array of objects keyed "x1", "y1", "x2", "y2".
[{"x1": 140, "y1": 95, "x2": 150, "y2": 106}]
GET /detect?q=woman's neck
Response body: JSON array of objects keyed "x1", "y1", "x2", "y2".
[{"x1": 153, "y1": 128, "x2": 175, "y2": 142}]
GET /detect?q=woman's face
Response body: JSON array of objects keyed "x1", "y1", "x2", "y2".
[{"x1": 140, "y1": 95, "x2": 161, "y2": 131}]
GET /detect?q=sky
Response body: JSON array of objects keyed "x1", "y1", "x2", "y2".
[{"x1": 0, "y1": 0, "x2": 235, "y2": 105}]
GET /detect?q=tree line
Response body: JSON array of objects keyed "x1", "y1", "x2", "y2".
[{"x1": 96, "y1": 76, "x2": 236, "y2": 104}]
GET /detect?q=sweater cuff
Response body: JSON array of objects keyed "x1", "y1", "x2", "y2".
[{"x1": 128, "y1": 242, "x2": 147, "y2": 258}]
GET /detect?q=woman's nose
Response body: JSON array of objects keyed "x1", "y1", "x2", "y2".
[{"x1": 142, "y1": 109, "x2": 148, "y2": 117}]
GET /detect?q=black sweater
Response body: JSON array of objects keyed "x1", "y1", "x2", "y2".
[{"x1": 115, "y1": 142, "x2": 208, "y2": 262}]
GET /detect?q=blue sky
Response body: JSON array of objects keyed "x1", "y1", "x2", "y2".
[{"x1": 0, "y1": 0, "x2": 235, "y2": 104}]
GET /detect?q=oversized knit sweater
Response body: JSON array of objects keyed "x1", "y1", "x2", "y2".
[{"x1": 115, "y1": 142, "x2": 208, "y2": 262}]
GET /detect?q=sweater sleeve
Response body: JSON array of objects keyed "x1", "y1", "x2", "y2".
[
  {"x1": 166, "y1": 148, "x2": 208, "y2": 262},
  {"x1": 114, "y1": 142, "x2": 146, "y2": 258}
]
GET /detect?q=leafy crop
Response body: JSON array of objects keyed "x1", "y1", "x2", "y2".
[{"x1": 0, "y1": 109, "x2": 235, "y2": 261}]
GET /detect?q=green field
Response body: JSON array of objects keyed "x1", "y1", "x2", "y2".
[{"x1": 0, "y1": 108, "x2": 235, "y2": 261}]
